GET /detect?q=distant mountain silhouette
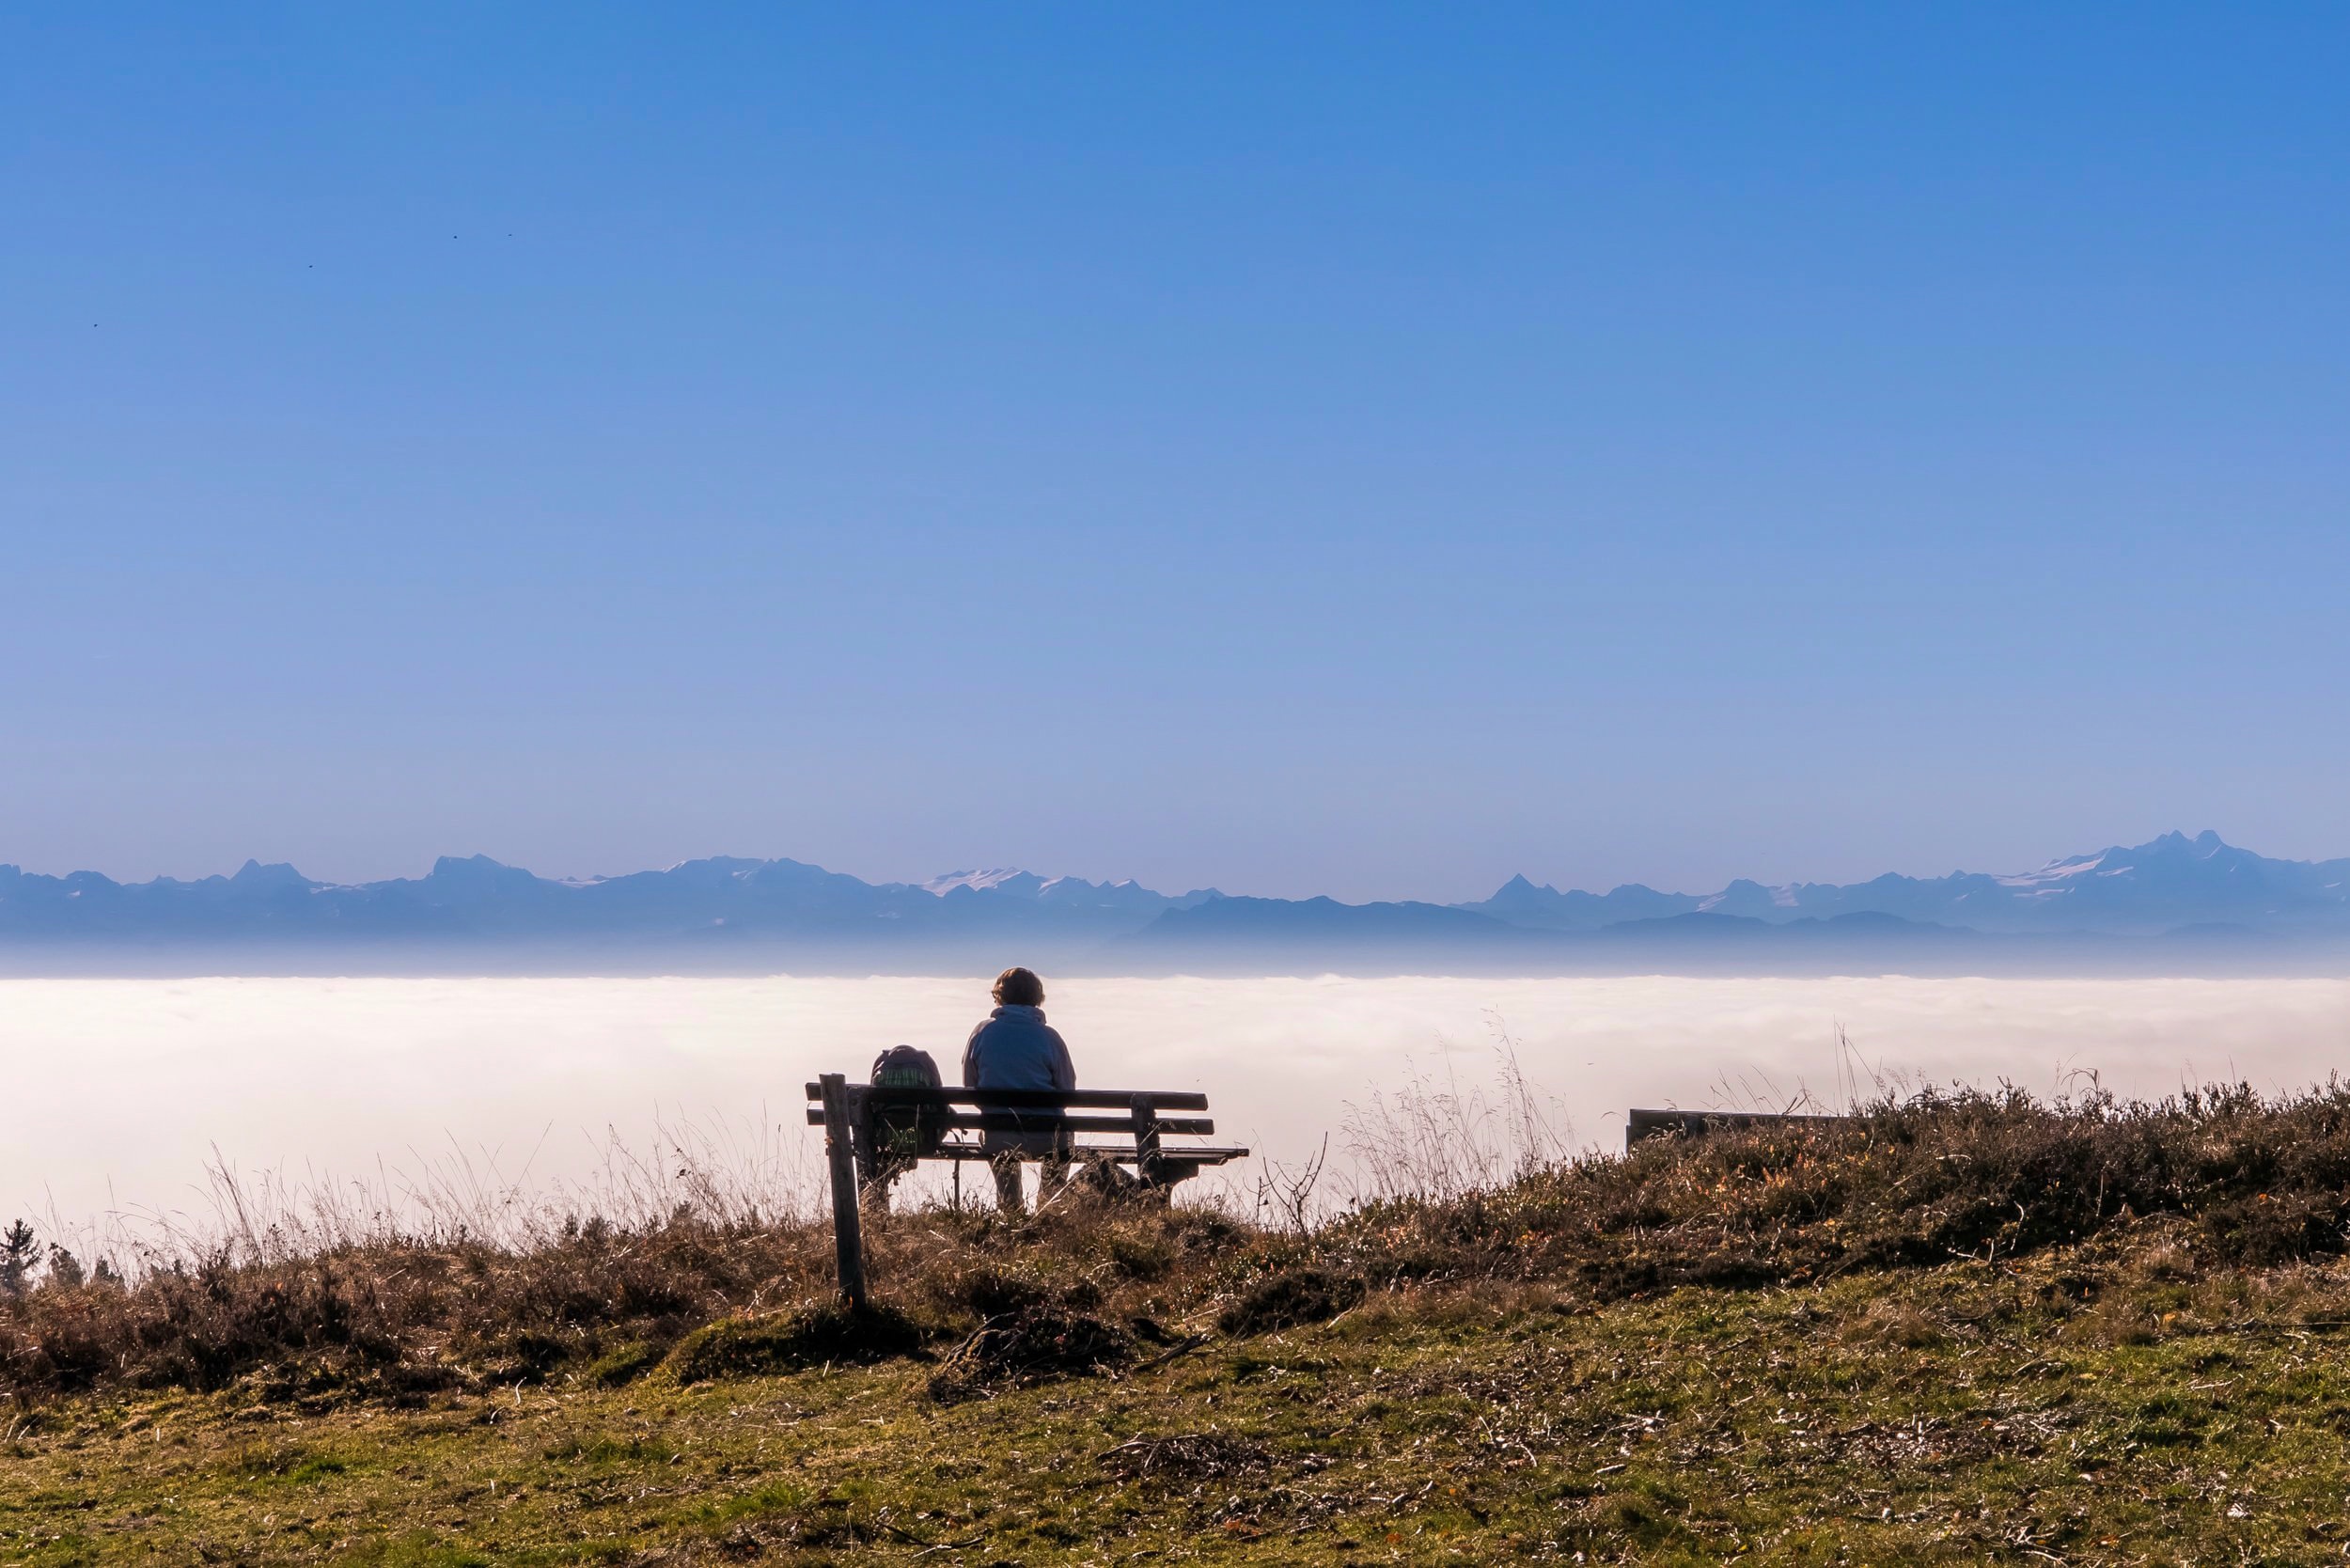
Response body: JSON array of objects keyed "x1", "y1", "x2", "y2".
[
  {"x1": 0, "y1": 831, "x2": 2342, "y2": 974},
  {"x1": 1119, "y1": 895, "x2": 1540, "y2": 956},
  {"x1": 1455, "y1": 831, "x2": 2350, "y2": 937},
  {"x1": 0, "y1": 854, "x2": 1222, "y2": 947}
]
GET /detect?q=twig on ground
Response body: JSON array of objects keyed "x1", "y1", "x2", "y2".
[{"x1": 1132, "y1": 1334, "x2": 1210, "y2": 1373}]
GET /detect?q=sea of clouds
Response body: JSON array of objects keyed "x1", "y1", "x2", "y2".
[{"x1": 8, "y1": 974, "x2": 2348, "y2": 1244}]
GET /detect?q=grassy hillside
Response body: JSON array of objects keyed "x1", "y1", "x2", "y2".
[{"x1": 12, "y1": 1085, "x2": 2350, "y2": 1564}]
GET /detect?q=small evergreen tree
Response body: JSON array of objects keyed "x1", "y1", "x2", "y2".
[{"x1": 0, "y1": 1220, "x2": 35, "y2": 1295}]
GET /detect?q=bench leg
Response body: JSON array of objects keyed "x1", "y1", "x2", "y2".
[
  {"x1": 1143, "y1": 1160, "x2": 1205, "y2": 1205},
  {"x1": 817, "y1": 1074, "x2": 868, "y2": 1309}
]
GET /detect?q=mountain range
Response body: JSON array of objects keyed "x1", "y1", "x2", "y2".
[
  {"x1": 1456, "y1": 830, "x2": 2350, "y2": 936},
  {"x1": 1, "y1": 831, "x2": 2343, "y2": 975}
]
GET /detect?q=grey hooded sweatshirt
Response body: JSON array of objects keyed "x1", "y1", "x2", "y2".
[{"x1": 962, "y1": 1004, "x2": 1076, "y2": 1093}]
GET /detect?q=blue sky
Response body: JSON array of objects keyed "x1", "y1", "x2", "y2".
[{"x1": 5, "y1": 6, "x2": 2346, "y2": 902}]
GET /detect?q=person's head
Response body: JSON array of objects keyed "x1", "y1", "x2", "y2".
[{"x1": 992, "y1": 966, "x2": 1045, "y2": 1008}]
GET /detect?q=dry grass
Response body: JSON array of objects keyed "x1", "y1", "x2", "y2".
[
  {"x1": 23, "y1": 1083, "x2": 2350, "y2": 1562},
  {"x1": 1336, "y1": 1025, "x2": 1574, "y2": 1206},
  {"x1": 1320, "y1": 1078, "x2": 2350, "y2": 1297},
  {"x1": 12, "y1": 1080, "x2": 2350, "y2": 1415}
]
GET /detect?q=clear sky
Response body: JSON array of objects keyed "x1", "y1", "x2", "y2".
[{"x1": 5, "y1": 6, "x2": 2346, "y2": 903}]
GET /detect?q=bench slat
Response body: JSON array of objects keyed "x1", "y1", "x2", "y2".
[
  {"x1": 805, "y1": 1083, "x2": 1209, "y2": 1112},
  {"x1": 944, "y1": 1112, "x2": 1214, "y2": 1137},
  {"x1": 917, "y1": 1143, "x2": 1251, "y2": 1166},
  {"x1": 803, "y1": 1107, "x2": 1212, "y2": 1137}
]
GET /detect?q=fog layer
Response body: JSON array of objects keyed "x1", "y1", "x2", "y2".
[{"x1": 8, "y1": 975, "x2": 2347, "y2": 1230}]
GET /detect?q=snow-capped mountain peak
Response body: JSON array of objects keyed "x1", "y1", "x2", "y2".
[
  {"x1": 1995, "y1": 853, "x2": 2108, "y2": 893},
  {"x1": 920, "y1": 869, "x2": 1043, "y2": 896}
]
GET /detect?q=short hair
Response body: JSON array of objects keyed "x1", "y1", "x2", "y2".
[{"x1": 992, "y1": 966, "x2": 1045, "y2": 1007}]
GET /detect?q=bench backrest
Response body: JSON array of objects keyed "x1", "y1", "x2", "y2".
[{"x1": 802, "y1": 1083, "x2": 1214, "y2": 1137}]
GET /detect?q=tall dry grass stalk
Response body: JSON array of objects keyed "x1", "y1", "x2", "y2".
[
  {"x1": 1338, "y1": 1016, "x2": 1573, "y2": 1208},
  {"x1": 25, "y1": 1110, "x2": 824, "y2": 1289}
]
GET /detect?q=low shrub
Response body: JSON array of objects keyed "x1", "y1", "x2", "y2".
[
  {"x1": 1217, "y1": 1268, "x2": 1365, "y2": 1336},
  {"x1": 1328, "y1": 1081, "x2": 2350, "y2": 1300},
  {"x1": 927, "y1": 1303, "x2": 1135, "y2": 1403},
  {"x1": 664, "y1": 1302, "x2": 925, "y2": 1383}
]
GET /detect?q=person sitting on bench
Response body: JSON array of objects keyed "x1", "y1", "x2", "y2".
[{"x1": 963, "y1": 966, "x2": 1076, "y2": 1214}]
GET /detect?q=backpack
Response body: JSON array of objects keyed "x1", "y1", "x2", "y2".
[{"x1": 868, "y1": 1044, "x2": 948, "y2": 1163}]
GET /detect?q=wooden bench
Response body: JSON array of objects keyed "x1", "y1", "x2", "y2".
[
  {"x1": 807, "y1": 1074, "x2": 1250, "y2": 1305},
  {"x1": 1625, "y1": 1107, "x2": 1849, "y2": 1149}
]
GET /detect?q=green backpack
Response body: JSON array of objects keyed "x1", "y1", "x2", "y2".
[{"x1": 869, "y1": 1045, "x2": 948, "y2": 1163}]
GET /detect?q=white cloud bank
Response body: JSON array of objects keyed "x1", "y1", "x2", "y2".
[{"x1": 7, "y1": 974, "x2": 2348, "y2": 1232}]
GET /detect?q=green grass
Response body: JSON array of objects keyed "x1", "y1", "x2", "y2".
[{"x1": 13, "y1": 1226, "x2": 2350, "y2": 1564}]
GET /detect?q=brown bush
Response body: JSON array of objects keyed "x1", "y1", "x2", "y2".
[
  {"x1": 1323, "y1": 1082, "x2": 2350, "y2": 1299},
  {"x1": 1217, "y1": 1267, "x2": 1364, "y2": 1336},
  {"x1": 0, "y1": 1204, "x2": 1205, "y2": 1408},
  {"x1": 663, "y1": 1302, "x2": 923, "y2": 1382},
  {"x1": 12, "y1": 1081, "x2": 2350, "y2": 1408},
  {"x1": 926, "y1": 1302, "x2": 1136, "y2": 1403}
]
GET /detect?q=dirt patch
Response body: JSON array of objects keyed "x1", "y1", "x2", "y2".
[
  {"x1": 664, "y1": 1303, "x2": 924, "y2": 1384},
  {"x1": 927, "y1": 1305, "x2": 1135, "y2": 1403},
  {"x1": 1217, "y1": 1268, "x2": 1365, "y2": 1337},
  {"x1": 1097, "y1": 1429, "x2": 1271, "y2": 1481}
]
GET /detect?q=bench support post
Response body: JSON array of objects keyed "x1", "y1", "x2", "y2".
[
  {"x1": 818, "y1": 1073, "x2": 868, "y2": 1309},
  {"x1": 1130, "y1": 1093, "x2": 1166, "y2": 1194}
]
